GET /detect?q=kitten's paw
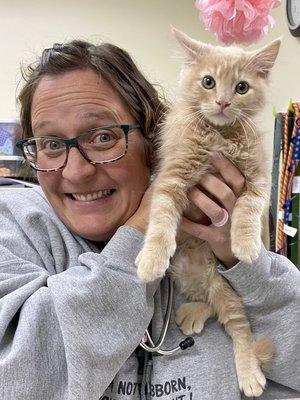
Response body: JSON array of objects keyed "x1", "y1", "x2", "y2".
[
  {"x1": 231, "y1": 236, "x2": 261, "y2": 264},
  {"x1": 136, "y1": 233, "x2": 177, "y2": 282},
  {"x1": 136, "y1": 247, "x2": 171, "y2": 282},
  {"x1": 237, "y1": 360, "x2": 266, "y2": 398},
  {"x1": 175, "y1": 302, "x2": 212, "y2": 336}
]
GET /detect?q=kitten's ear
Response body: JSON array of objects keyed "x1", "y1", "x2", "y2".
[
  {"x1": 248, "y1": 38, "x2": 281, "y2": 78},
  {"x1": 171, "y1": 27, "x2": 206, "y2": 66}
]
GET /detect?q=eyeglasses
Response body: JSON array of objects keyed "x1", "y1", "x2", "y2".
[{"x1": 16, "y1": 124, "x2": 140, "y2": 172}]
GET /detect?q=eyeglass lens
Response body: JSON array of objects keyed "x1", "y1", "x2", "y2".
[{"x1": 23, "y1": 126, "x2": 127, "y2": 170}]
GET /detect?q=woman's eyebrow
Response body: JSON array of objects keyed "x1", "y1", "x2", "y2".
[
  {"x1": 79, "y1": 111, "x2": 117, "y2": 122},
  {"x1": 32, "y1": 120, "x2": 53, "y2": 131},
  {"x1": 32, "y1": 111, "x2": 118, "y2": 133}
]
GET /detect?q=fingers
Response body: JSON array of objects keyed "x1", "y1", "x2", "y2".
[
  {"x1": 211, "y1": 152, "x2": 245, "y2": 197},
  {"x1": 186, "y1": 153, "x2": 244, "y2": 225},
  {"x1": 181, "y1": 216, "x2": 213, "y2": 242},
  {"x1": 191, "y1": 153, "x2": 245, "y2": 213},
  {"x1": 180, "y1": 155, "x2": 243, "y2": 266},
  {"x1": 195, "y1": 174, "x2": 236, "y2": 213},
  {"x1": 188, "y1": 187, "x2": 229, "y2": 227},
  {"x1": 181, "y1": 215, "x2": 229, "y2": 243}
]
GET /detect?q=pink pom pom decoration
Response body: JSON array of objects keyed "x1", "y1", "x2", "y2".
[{"x1": 195, "y1": 0, "x2": 281, "y2": 45}]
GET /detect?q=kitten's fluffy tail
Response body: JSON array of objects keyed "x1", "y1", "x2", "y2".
[{"x1": 253, "y1": 336, "x2": 276, "y2": 370}]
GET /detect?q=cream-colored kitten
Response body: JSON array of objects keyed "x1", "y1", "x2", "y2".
[{"x1": 136, "y1": 28, "x2": 281, "y2": 397}]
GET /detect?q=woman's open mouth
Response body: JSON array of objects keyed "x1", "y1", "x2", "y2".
[{"x1": 69, "y1": 189, "x2": 116, "y2": 202}]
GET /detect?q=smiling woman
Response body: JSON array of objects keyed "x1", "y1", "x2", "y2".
[
  {"x1": 28, "y1": 68, "x2": 151, "y2": 242},
  {"x1": 16, "y1": 40, "x2": 167, "y2": 242}
]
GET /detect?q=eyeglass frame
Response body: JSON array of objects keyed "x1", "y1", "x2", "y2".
[{"x1": 16, "y1": 124, "x2": 141, "y2": 172}]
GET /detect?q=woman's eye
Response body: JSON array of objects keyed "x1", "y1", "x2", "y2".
[
  {"x1": 94, "y1": 133, "x2": 114, "y2": 143},
  {"x1": 202, "y1": 76, "x2": 216, "y2": 89},
  {"x1": 43, "y1": 140, "x2": 62, "y2": 150},
  {"x1": 235, "y1": 81, "x2": 249, "y2": 94}
]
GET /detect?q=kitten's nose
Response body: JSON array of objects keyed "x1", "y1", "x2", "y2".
[{"x1": 216, "y1": 100, "x2": 231, "y2": 110}]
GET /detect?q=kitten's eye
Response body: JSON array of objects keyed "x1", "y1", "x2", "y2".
[
  {"x1": 236, "y1": 81, "x2": 249, "y2": 94},
  {"x1": 202, "y1": 76, "x2": 216, "y2": 90}
]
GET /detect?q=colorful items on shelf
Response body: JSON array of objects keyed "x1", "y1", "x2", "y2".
[
  {"x1": 271, "y1": 102, "x2": 300, "y2": 266},
  {"x1": 0, "y1": 125, "x2": 14, "y2": 155},
  {"x1": 0, "y1": 120, "x2": 23, "y2": 178}
]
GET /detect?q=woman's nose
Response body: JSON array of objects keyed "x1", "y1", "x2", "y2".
[{"x1": 62, "y1": 147, "x2": 97, "y2": 181}]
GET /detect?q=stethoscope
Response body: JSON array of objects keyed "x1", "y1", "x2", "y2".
[{"x1": 139, "y1": 275, "x2": 195, "y2": 356}]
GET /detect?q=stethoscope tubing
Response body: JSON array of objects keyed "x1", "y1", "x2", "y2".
[{"x1": 139, "y1": 275, "x2": 194, "y2": 356}]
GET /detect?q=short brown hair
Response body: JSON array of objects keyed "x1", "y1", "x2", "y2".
[{"x1": 18, "y1": 40, "x2": 167, "y2": 149}]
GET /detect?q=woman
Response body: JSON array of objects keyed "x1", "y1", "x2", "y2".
[{"x1": 0, "y1": 40, "x2": 299, "y2": 400}]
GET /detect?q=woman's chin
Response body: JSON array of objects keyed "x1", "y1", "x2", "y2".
[{"x1": 70, "y1": 224, "x2": 117, "y2": 242}]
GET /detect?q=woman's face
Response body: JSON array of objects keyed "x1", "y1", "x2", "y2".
[{"x1": 31, "y1": 69, "x2": 150, "y2": 241}]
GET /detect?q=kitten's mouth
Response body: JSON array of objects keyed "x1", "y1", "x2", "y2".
[
  {"x1": 215, "y1": 109, "x2": 230, "y2": 117},
  {"x1": 207, "y1": 112, "x2": 232, "y2": 127}
]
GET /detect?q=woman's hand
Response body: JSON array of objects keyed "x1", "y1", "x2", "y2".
[
  {"x1": 180, "y1": 153, "x2": 246, "y2": 268},
  {"x1": 124, "y1": 187, "x2": 152, "y2": 235}
]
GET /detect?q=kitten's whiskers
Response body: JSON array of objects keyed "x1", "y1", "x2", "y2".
[
  {"x1": 240, "y1": 113, "x2": 259, "y2": 144},
  {"x1": 168, "y1": 105, "x2": 206, "y2": 136}
]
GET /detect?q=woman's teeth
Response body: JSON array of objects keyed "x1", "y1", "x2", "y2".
[{"x1": 72, "y1": 189, "x2": 113, "y2": 202}]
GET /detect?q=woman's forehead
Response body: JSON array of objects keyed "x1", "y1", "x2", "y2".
[{"x1": 31, "y1": 70, "x2": 133, "y2": 132}]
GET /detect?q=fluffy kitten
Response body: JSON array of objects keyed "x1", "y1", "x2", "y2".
[{"x1": 136, "y1": 28, "x2": 281, "y2": 397}]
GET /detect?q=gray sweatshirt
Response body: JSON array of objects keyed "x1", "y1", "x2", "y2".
[{"x1": 0, "y1": 187, "x2": 299, "y2": 400}]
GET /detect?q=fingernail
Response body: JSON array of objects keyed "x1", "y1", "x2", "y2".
[
  {"x1": 212, "y1": 209, "x2": 229, "y2": 227},
  {"x1": 212, "y1": 152, "x2": 222, "y2": 161}
]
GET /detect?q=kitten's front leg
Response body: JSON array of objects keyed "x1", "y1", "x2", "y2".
[
  {"x1": 231, "y1": 179, "x2": 268, "y2": 263},
  {"x1": 136, "y1": 179, "x2": 189, "y2": 282}
]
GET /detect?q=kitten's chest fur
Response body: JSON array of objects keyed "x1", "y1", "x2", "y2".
[
  {"x1": 214, "y1": 126, "x2": 260, "y2": 171},
  {"x1": 160, "y1": 112, "x2": 266, "y2": 185},
  {"x1": 166, "y1": 115, "x2": 268, "y2": 297}
]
